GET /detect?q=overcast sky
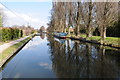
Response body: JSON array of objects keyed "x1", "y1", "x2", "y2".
[{"x1": 0, "y1": 2, "x2": 52, "y2": 29}]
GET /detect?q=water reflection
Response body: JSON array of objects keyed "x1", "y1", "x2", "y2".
[
  {"x1": 39, "y1": 62, "x2": 52, "y2": 70},
  {"x1": 40, "y1": 33, "x2": 45, "y2": 39},
  {"x1": 0, "y1": 69, "x2": 2, "y2": 79},
  {"x1": 2, "y1": 36, "x2": 56, "y2": 78},
  {"x1": 1, "y1": 34, "x2": 120, "y2": 78},
  {"x1": 23, "y1": 35, "x2": 45, "y2": 50},
  {"x1": 54, "y1": 38, "x2": 66, "y2": 44},
  {"x1": 47, "y1": 35, "x2": 120, "y2": 78}
]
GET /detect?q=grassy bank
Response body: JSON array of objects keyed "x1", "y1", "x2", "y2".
[
  {"x1": 0, "y1": 36, "x2": 31, "y2": 67},
  {"x1": 67, "y1": 34, "x2": 120, "y2": 47},
  {"x1": 88, "y1": 36, "x2": 119, "y2": 46}
]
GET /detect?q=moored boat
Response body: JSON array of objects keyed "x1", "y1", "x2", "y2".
[{"x1": 54, "y1": 32, "x2": 67, "y2": 39}]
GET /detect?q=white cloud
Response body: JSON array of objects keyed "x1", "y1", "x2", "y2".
[
  {"x1": 22, "y1": 38, "x2": 45, "y2": 50},
  {"x1": 14, "y1": 73, "x2": 21, "y2": 78},
  {"x1": 4, "y1": 10, "x2": 16, "y2": 18},
  {"x1": 0, "y1": 4, "x2": 5, "y2": 9},
  {"x1": 3, "y1": 9, "x2": 48, "y2": 29},
  {"x1": 39, "y1": 62, "x2": 52, "y2": 70}
]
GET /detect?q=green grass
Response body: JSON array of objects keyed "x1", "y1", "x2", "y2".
[
  {"x1": 104, "y1": 37, "x2": 120, "y2": 45},
  {"x1": 67, "y1": 33, "x2": 86, "y2": 38},
  {"x1": 88, "y1": 36, "x2": 119, "y2": 46},
  {"x1": 68, "y1": 33, "x2": 120, "y2": 46},
  {"x1": 0, "y1": 37, "x2": 31, "y2": 62},
  {"x1": 80, "y1": 34, "x2": 86, "y2": 38}
]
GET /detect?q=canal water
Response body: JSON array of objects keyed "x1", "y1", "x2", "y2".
[{"x1": 0, "y1": 34, "x2": 120, "y2": 78}]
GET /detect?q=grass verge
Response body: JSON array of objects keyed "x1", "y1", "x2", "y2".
[
  {"x1": 87, "y1": 36, "x2": 120, "y2": 46},
  {"x1": 69, "y1": 34, "x2": 120, "y2": 47},
  {"x1": 0, "y1": 36, "x2": 31, "y2": 67}
]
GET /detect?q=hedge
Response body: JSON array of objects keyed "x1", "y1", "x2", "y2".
[{"x1": 0, "y1": 27, "x2": 23, "y2": 42}]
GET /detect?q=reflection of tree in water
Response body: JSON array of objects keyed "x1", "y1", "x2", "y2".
[
  {"x1": 47, "y1": 35, "x2": 120, "y2": 78},
  {"x1": 40, "y1": 33, "x2": 45, "y2": 39}
]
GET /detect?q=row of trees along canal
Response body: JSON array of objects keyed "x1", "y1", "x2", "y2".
[{"x1": 47, "y1": 1, "x2": 120, "y2": 41}]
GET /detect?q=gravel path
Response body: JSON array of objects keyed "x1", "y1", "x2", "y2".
[{"x1": 0, "y1": 36, "x2": 29, "y2": 54}]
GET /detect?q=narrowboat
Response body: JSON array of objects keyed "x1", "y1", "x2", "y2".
[{"x1": 54, "y1": 32, "x2": 67, "y2": 39}]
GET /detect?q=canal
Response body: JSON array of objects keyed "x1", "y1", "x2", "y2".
[{"x1": 0, "y1": 34, "x2": 120, "y2": 78}]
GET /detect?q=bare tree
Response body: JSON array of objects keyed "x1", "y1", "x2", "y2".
[
  {"x1": 66, "y1": 2, "x2": 74, "y2": 35},
  {"x1": 48, "y1": 1, "x2": 119, "y2": 40},
  {"x1": 39, "y1": 26, "x2": 45, "y2": 32},
  {"x1": 95, "y1": 2, "x2": 118, "y2": 40},
  {"x1": 73, "y1": 2, "x2": 82, "y2": 36},
  {"x1": 49, "y1": 2, "x2": 68, "y2": 33},
  {"x1": 81, "y1": 1, "x2": 94, "y2": 38}
]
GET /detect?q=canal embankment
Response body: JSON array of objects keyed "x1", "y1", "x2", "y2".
[
  {"x1": 0, "y1": 36, "x2": 29, "y2": 53},
  {"x1": 45, "y1": 32, "x2": 120, "y2": 49},
  {"x1": 0, "y1": 34, "x2": 35, "y2": 68},
  {"x1": 67, "y1": 34, "x2": 120, "y2": 49}
]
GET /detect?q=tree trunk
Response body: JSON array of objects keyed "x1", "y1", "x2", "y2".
[
  {"x1": 63, "y1": 19, "x2": 66, "y2": 33},
  {"x1": 74, "y1": 26, "x2": 77, "y2": 37},
  {"x1": 100, "y1": 26, "x2": 106, "y2": 44},
  {"x1": 103, "y1": 26, "x2": 106, "y2": 39},
  {"x1": 86, "y1": 26, "x2": 92, "y2": 38},
  {"x1": 64, "y1": 28, "x2": 66, "y2": 33},
  {"x1": 77, "y1": 25, "x2": 79, "y2": 37},
  {"x1": 86, "y1": 43, "x2": 91, "y2": 78},
  {"x1": 68, "y1": 27, "x2": 70, "y2": 35},
  {"x1": 101, "y1": 26, "x2": 106, "y2": 40},
  {"x1": 75, "y1": 25, "x2": 79, "y2": 37}
]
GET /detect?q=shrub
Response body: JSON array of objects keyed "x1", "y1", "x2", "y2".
[
  {"x1": 1, "y1": 27, "x2": 23, "y2": 42},
  {"x1": 0, "y1": 29, "x2": 2, "y2": 41}
]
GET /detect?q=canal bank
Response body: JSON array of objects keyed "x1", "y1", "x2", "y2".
[
  {"x1": 0, "y1": 34, "x2": 35, "y2": 68},
  {"x1": 50, "y1": 32, "x2": 120, "y2": 49},
  {"x1": 55, "y1": 33, "x2": 119, "y2": 49},
  {"x1": 69, "y1": 36, "x2": 120, "y2": 49}
]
